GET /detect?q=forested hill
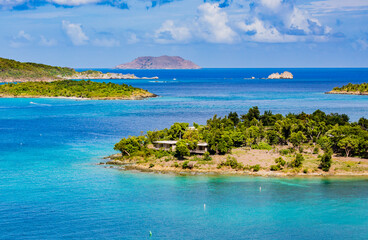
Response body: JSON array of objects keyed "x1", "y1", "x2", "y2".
[{"x1": 0, "y1": 57, "x2": 76, "y2": 81}]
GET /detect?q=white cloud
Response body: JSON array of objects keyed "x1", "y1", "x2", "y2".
[
  {"x1": 0, "y1": 0, "x2": 26, "y2": 9},
  {"x1": 10, "y1": 30, "x2": 33, "y2": 48},
  {"x1": 40, "y1": 35, "x2": 57, "y2": 46},
  {"x1": 154, "y1": 3, "x2": 237, "y2": 44},
  {"x1": 196, "y1": 3, "x2": 238, "y2": 44},
  {"x1": 62, "y1": 20, "x2": 89, "y2": 46},
  {"x1": 127, "y1": 33, "x2": 139, "y2": 44},
  {"x1": 155, "y1": 20, "x2": 192, "y2": 44},
  {"x1": 304, "y1": 0, "x2": 368, "y2": 15},
  {"x1": 260, "y1": 0, "x2": 282, "y2": 10},
  {"x1": 92, "y1": 38, "x2": 120, "y2": 47},
  {"x1": 17, "y1": 30, "x2": 32, "y2": 41},
  {"x1": 48, "y1": 0, "x2": 101, "y2": 6},
  {"x1": 238, "y1": 18, "x2": 296, "y2": 43},
  {"x1": 356, "y1": 39, "x2": 368, "y2": 50},
  {"x1": 235, "y1": 0, "x2": 332, "y2": 43}
]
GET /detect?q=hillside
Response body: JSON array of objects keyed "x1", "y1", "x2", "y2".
[
  {"x1": 0, "y1": 57, "x2": 76, "y2": 81},
  {"x1": 115, "y1": 55, "x2": 201, "y2": 69},
  {"x1": 0, "y1": 57, "x2": 148, "y2": 82},
  {"x1": 0, "y1": 80, "x2": 156, "y2": 100},
  {"x1": 326, "y1": 82, "x2": 368, "y2": 95}
]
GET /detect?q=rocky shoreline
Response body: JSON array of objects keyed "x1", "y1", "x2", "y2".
[
  {"x1": 325, "y1": 90, "x2": 368, "y2": 95},
  {"x1": 0, "y1": 92, "x2": 158, "y2": 100},
  {"x1": 101, "y1": 148, "x2": 368, "y2": 178},
  {"x1": 101, "y1": 159, "x2": 368, "y2": 177},
  {"x1": 0, "y1": 73, "x2": 159, "y2": 83}
]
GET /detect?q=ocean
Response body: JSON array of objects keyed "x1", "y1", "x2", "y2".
[{"x1": 1, "y1": 68, "x2": 368, "y2": 239}]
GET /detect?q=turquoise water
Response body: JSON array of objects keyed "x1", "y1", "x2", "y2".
[{"x1": 1, "y1": 68, "x2": 368, "y2": 239}]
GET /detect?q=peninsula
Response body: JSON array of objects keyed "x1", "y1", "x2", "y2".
[
  {"x1": 105, "y1": 107, "x2": 368, "y2": 176},
  {"x1": 326, "y1": 83, "x2": 368, "y2": 95},
  {"x1": 0, "y1": 80, "x2": 156, "y2": 100},
  {"x1": 0, "y1": 57, "x2": 157, "y2": 83},
  {"x1": 115, "y1": 56, "x2": 201, "y2": 69}
]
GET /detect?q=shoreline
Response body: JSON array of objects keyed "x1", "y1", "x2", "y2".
[
  {"x1": 101, "y1": 160, "x2": 368, "y2": 178},
  {"x1": 102, "y1": 148, "x2": 368, "y2": 178},
  {"x1": 0, "y1": 93, "x2": 158, "y2": 100},
  {"x1": 325, "y1": 90, "x2": 368, "y2": 95}
]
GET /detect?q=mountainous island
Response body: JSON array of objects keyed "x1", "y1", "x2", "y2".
[
  {"x1": 0, "y1": 57, "x2": 156, "y2": 83},
  {"x1": 105, "y1": 107, "x2": 368, "y2": 176},
  {"x1": 115, "y1": 56, "x2": 201, "y2": 69},
  {"x1": 326, "y1": 83, "x2": 368, "y2": 95}
]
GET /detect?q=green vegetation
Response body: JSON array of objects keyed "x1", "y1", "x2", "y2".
[
  {"x1": 332, "y1": 82, "x2": 368, "y2": 93},
  {"x1": 270, "y1": 157, "x2": 286, "y2": 171},
  {"x1": 319, "y1": 151, "x2": 332, "y2": 172},
  {"x1": 218, "y1": 156, "x2": 243, "y2": 170},
  {"x1": 0, "y1": 80, "x2": 154, "y2": 99},
  {"x1": 113, "y1": 107, "x2": 368, "y2": 172},
  {"x1": 0, "y1": 57, "x2": 77, "y2": 80},
  {"x1": 289, "y1": 153, "x2": 304, "y2": 168}
]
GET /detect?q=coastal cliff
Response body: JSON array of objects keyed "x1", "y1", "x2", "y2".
[
  {"x1": 115, "y1": 56, "x2": 201, "y2": 69},
  {"x1": 268, "y1": 71, "x2": 293, "y2": 79}
]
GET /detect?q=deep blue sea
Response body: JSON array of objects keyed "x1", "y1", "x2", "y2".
[{"x1": 1, "y1": 68, "x2": 368, "y2": 239}]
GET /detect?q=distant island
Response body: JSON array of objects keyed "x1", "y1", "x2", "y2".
[
  {"x1": 0, "y1": 80, "x2": 156, "y2": 100},
  {"x1": 115, "y1": 55, "x2": 201, "y2": 69},
  {"x1": 0, "y1": 57, "x2": 157, "y2": 83},
  {"x1": 267, "y1": 71, "x2": 293, "y2": 79},
  {"x1": 104, "y1": 107, "x2": 368, "y2": 176},
  {"x1": 326, "y1": 83, "x2": 368, "y2": 95}
]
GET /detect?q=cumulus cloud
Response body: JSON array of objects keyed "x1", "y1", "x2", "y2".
[
  {"x1": 92, "y1": 38, "x2": 120, "y2": 47},
  {"x1": 260, "y1": 0, "x2": 282, "y2": 10},
  {"x1": 155, "y1": 20, "x2": 192, "y2": 44},
  {"x1": 40, "y1": 35, "x2": 57, "y2": 46},
  {"x1": 236, "y1": 0, "x2": 332, "y2": 43},
  {"x1": 155, "y1": 3, "x2": 237, "y2": 44},
  {"x1": 10, "y1": 30, "x2": 33, "y2": 48},
  {"x1": 196, "y1": 3, "x2": 238, "y2": 43},
  {"x1": 62, "y1": 20, "x2": 89, "y2": 45}
]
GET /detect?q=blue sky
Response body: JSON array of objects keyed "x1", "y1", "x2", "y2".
[{"x1": 1, "y1": 0, "x2": 368, "y2": 68}]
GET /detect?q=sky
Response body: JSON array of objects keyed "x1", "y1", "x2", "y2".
[{"x1": 0, "y1": 0, "x2": 368, "y2": 68}]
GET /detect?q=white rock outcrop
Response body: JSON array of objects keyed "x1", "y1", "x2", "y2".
[{"x1": 267, "y1": 71, "x2": 293, "y2": 79}]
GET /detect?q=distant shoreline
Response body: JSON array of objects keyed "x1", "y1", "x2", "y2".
[
  {"x1": 0, "y1": 94, "x2": 158, "y2": 100},
  {"x1": 325, "y1": 90, "x2": 368, "y2": 96}
]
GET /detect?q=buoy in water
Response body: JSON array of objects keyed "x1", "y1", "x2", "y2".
[
  {"x1": 149, "y1": 231, "x2": 152, "y2": 237},
  {"x1": 204, "y1": 203, "x2": 206, "y2": 211},
  {"x1": 259, "y1": 186, "x2": 262, "y2": 192}
]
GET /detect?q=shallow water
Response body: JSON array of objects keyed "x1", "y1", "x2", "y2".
[{"x1": 1, "y1": 68, "x2": 368, "y2": 239}]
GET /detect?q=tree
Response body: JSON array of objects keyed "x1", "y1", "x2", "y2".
[
  {"x1": 320, "y1": 151, "x2": 332, "y2": 172},
  {"x1": 289, "y1": 131, "x2": 307, "y2": 150},
  {"x1": 337, "y1": 136, "x2": 360, "y2": 157},
  {"x1": 175, "y1": 139, "x2": 190, "y2": 159},
  {"x1": 114, "y1": 136, "x2": 148, "y2": 156},
  {"x1": 266, "y1": 130, "x2": 280, "y2": 145},
  {"x1": 228, "y1": 112, "x2": 240, "y2": 126},
  {"x1": 317, "y1": 136, "x2": 332, "y2": 151},
  {"x1": 168, "y1": 122, "x2": 189, "y2": 140},
  {"x1": 289, "y1": 153, "x2": 304, "y2": 168}
]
